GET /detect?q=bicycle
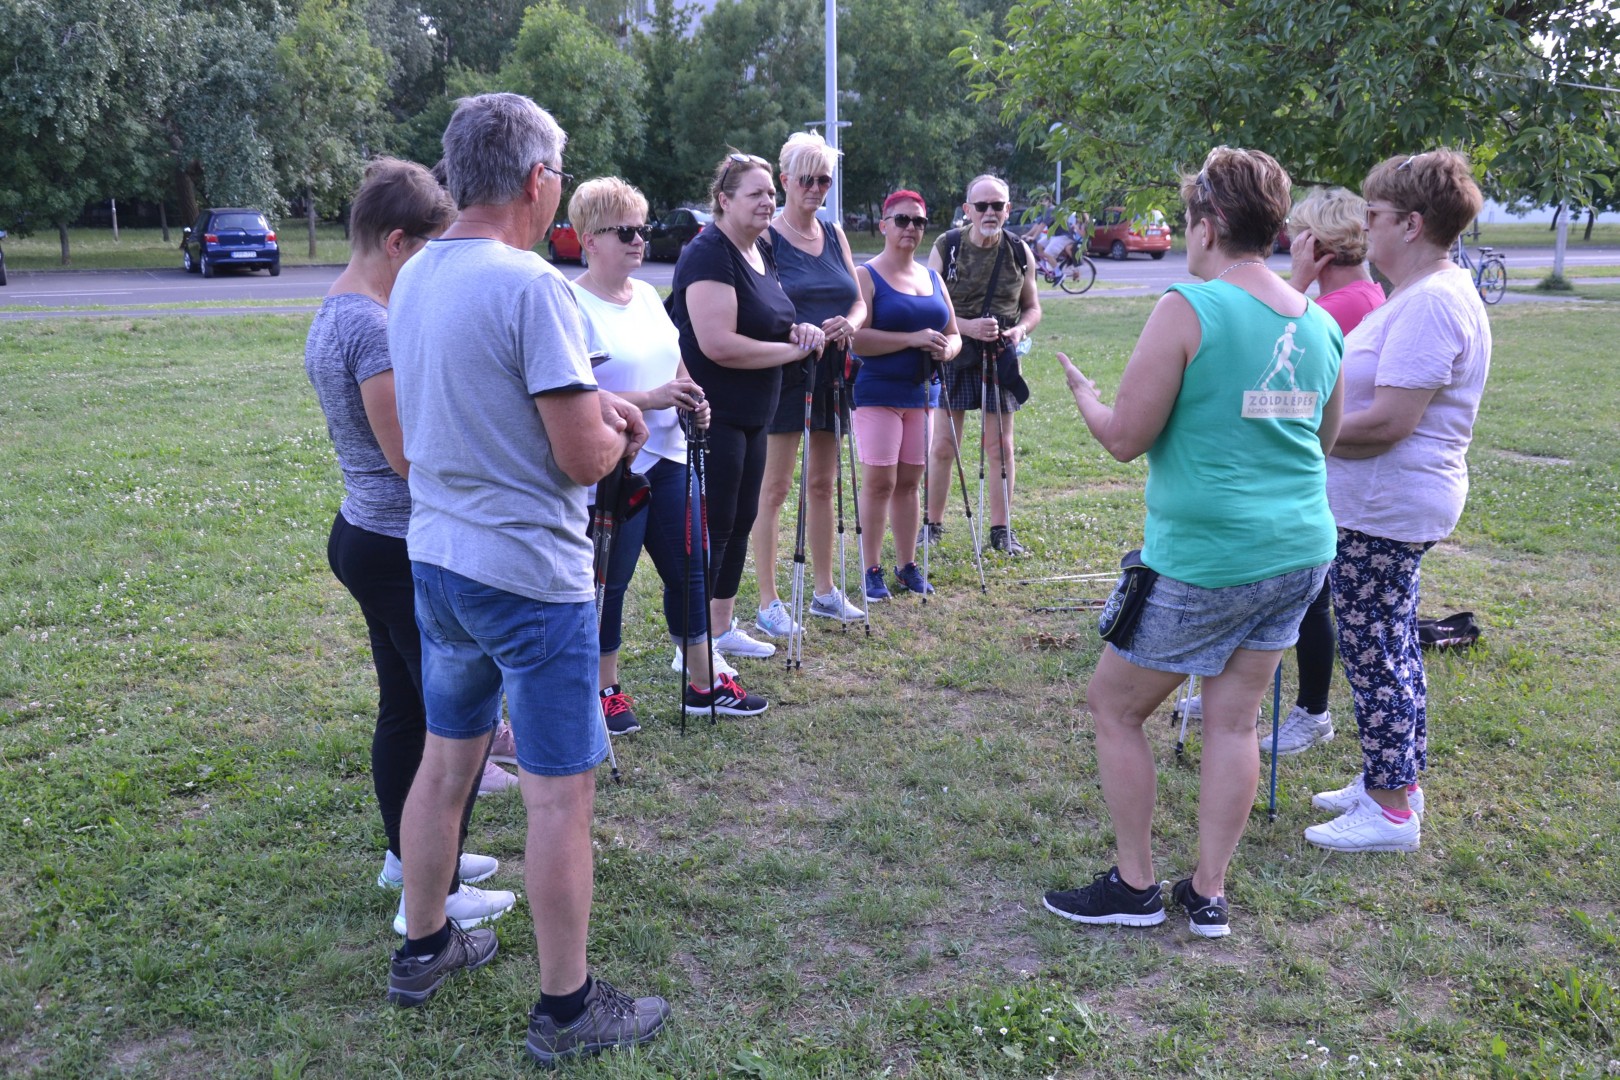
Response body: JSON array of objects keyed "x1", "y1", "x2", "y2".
[
  {"x1": 1039, "y1": 248, "x2": 1097, "y2": 295},
  {"x1": 1452, "y1": 238, "x2": 1506, "y2": 305}
]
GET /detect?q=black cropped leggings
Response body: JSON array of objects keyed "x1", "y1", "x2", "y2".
[
  {"x1": 1293, "y1": 578, "x2": 1335, "y2": 715},
  {"x1": 697, "y1": 420, "x2": 767, "y2": 602}
]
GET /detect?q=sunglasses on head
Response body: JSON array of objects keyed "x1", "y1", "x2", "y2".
[
  {"x1": 1194, "y1": 168, "x2": 1229, "y2": 223},
  {"x1": 886, "y1": 213, "x2": 927, "y2": 230},
  {"x1": 798, "y1": 174, "x2": 833, "y2": 189},
  {"x1": 719, "y1": 152, "x2": 772, "y2": 191},
  {"x1": 594, "y1": 224, "x2": 651, "y2": 243},
  {"x1": 972, "y1": 200, "x2": 1007, "y2": 213}
]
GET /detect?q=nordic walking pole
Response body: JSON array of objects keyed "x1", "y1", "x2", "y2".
[
  {"x1": 591, "y1": 463, "x2": 628, "y2": 785},
  {"x1": 920, "y1": 386, "x2": 932, "y2": 605},
  {"x1": 786, "y1": 351, "x2": 817, "y2": 671},
  {"x1": 679, "y1": 417, "x2": 694, "y2": 737},
  {"x1": 1267, "y1": 663, "x2": 1283, "y2": 821},
  {"x1": 1174, "y1": 676, "x2": 1197, "y2": 762},
  {"x1": 947, "y1": 411, "x2": 987, "y2": 593},
  {"x1": 831, "y1": 377, "x2": 849, "y2": 631},
  {"x1": 692, "y1": 421, "x2": 718, "y2": 726},
  {"x1": 988, "y1": 340, "x2": 1013, "y2": 547},
  {"x1": 840, "y1": 363, "x2": 873, "y2": 637}
]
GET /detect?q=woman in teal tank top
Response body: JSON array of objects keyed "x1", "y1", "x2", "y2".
[{"x1": 1043, "y1": 148, "x2": 1345, "y2": 940}]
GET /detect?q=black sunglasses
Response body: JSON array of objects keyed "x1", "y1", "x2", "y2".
[
  {"x1": 798, "y1": 174, "x2": 833, "y2": 189},
  {"x1": 972, "y1": 200, "x2": 1007, "y2": 213},
  {"x1": 886, "y1": 213, "x2": 928, "y2": 231},
  {"x1": 594, "y1": 224, "x2": 651, "y2": 243}
]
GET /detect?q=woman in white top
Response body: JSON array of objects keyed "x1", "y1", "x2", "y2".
[
  {"x1": 1304, "y1": 149, "x2": 1492, "y2": 854},
  {"x1": 567, "y1": 177, "x2": 767, "y2": 729}
]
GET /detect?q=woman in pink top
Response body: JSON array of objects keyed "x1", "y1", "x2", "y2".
[{"x1": 1288, "y1": 186, "x2": 1387, "y2": 336}]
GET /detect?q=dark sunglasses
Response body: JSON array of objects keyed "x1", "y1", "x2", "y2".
[
  {"x1": 972, "y1": 200, "x2": 1007, "y2": 213},
  {"x1": 594, "y1": 224, "x2": 651, "y2": 243},
  {"x1": 886, "y1": 213, "x2": 928, "y2": 230},
  {"x1": 798, "y1": 174, "x2": 833, "y2": 189}
]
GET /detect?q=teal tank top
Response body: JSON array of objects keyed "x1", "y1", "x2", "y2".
[{"x1": 1140, "y1": 281, "x2": 1343, "y2": 588}]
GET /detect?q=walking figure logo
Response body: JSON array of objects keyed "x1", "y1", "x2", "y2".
[{"x1": 1242, "y1": 321, "x2": 1319, "y2": 419}]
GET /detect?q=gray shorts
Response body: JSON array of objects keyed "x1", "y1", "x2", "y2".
[{"x1": 1113, "y1": 563, "x2": 1329, "y2": 677}]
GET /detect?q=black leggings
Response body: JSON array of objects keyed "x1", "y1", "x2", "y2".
[
  {"x1": 327, "y1": 512, "x2": 478, "y2": 891},
  {"x1": 1294, "y1": 578, "x2": 1335, "y2": 714},
  {"x1": 698, "y1": 420, "x2": 767, "y2": 601}
]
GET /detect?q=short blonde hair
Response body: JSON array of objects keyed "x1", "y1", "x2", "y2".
[
  {"x1": 779, "y1": 132, "x2": 838, "y2": 181},
  {"x1": 568, "y1": 176, "x2": 649, "y2": 239},
  {"x1": 1291, "y1": 187, "x2": 1369, "y2": 266}
]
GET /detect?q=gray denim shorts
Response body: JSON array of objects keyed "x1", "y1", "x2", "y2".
[{"x1": 1113, "y1": 562, "x2": 1329, "y2": 677}]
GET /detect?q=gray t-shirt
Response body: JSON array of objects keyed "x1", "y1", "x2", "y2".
[
  {"x1": 389, "y1": 238, "x2": 597, "y2": 603},
  {"x1": 305, "y1": 293, "x2": 411, "y2": 538}
]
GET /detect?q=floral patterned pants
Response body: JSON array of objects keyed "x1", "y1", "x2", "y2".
[{"x1": 1327, "y1": 528, "x2": 1438, "y2": 790}]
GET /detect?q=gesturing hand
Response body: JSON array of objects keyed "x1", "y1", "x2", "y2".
[{"x1": 1056, "y1": 352, "x2": 1098, "y2": 402}]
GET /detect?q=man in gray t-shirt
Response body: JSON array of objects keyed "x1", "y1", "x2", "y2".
[{"x1": 382, "y1": 93, "x2": 670, "y2": 1063}]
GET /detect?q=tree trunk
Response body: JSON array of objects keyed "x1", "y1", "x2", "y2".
[
  {"x1": 111, "y1": 199, "x2": 120, "y2": 243},
  {"x1": 1584, "y1": 209, "x2": 1595, "y2": 241},
  {"x1": 175, "y1": 168, "x2": 198, "y2": 227},
  {"x1": 159, "y1": 203, "x2": 170, "y2": 244},
  {"x1": 307, "y1": 186, "x2": 318, "y2": 259},
  {"x1": 58, "y1": 222, "x2": 70, "y2": 265},
  {"x1": 1550, "y1": 204, "x2": 1562, "y2": 232},
  {"x1": 1553, "y1": 202, "x2": 1568, "y2": 278}
]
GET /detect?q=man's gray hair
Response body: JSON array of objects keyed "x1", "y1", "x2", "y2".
[
  {"x1": 965, "y1": 173, "x2": 1009, "y2": 202},
  {"x1": 441, "y1": 93, "x2": 567, "y2": 210}
]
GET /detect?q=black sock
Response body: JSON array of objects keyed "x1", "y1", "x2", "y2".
[
  {"x1": 400, "y1": 921, "x2": 450, "y2": 959},
  {"x1": 538, "y1": 976, "x2": 593, "y2": 1026}
]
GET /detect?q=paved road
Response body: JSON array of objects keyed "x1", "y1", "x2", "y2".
[{"x1": 3, "y1": 245, "x2": 1616, "y2": 319}]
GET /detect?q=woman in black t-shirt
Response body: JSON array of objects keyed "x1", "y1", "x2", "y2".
[{"x1": 669, "y1": 152, "x2": 825, "y2": 664}]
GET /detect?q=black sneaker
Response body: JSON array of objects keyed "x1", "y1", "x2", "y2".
[
  {"x1": 526, "y1": 977, "x2": 672, "y2": 1064},
  {"x1": 684, "y1": 672, "x2": 768, "y2": 717},
  {"x1": 917, "y1": 520, "x2": 945, "y2": 545},
  {"x1": 989, "y1": 525, "x2": 1027, "y2": 556},
  {"x1": 386, "y1": 924, "x2": 499, "y2": 1007},
  {"x1": 1042, "y1": 867, "x2": 1166, "y2": 927},
  {"x1": 1171, "y1": 878, "x2": 1231, "y2": 938},
  {"x1": 599, "y1": 685, "x2": 641, "y2": 736}
]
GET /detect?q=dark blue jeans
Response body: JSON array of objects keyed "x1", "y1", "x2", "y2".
[{"x1": 598, "y1": 455, "x2": 709, "y2": 654}]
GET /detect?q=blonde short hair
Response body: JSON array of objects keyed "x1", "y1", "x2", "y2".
[
  {"x1": 567, "y1": 176, "x2": 649, "y2": 239},
  {"x1": 1291, "y1": 187, "x2": 1369, "y2": 266},
  {"x1": 779, "y1": 132, "x2": 839, "y2": 181}
]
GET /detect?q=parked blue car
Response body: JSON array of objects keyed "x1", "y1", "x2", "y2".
[{"x1": 181, "y1": 208, "x2": 280, "y2": 278}]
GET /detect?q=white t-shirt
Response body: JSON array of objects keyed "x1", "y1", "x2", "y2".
[
  {"x1": 1326, "y1": 266, "x2": 1492, "y2": 542},
  {"x1": 570, "y1": 278, "x2": 686, "y2": 474}
]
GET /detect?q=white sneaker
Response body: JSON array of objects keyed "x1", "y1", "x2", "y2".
[
  {"x1": 1303, "y1": 793, "x2": 1421, "y2": 853},
  {"x1": 1312, "y1": 773, "x2": 1425, "y2": 817},
  {"x1": 1261, "y1": 706, "x2": 1334, "y2": 756},
  {"x1": 670, "y1": 645, "x2": 737, "y2": 678},
  {"x1": 754, "y1": 599, "x2": 802, "y2": 638},
  {"x1": 809, "y1": 587, "x2": 865, "y2": 622},
  {"x1": 715, "y1": 619, "x2": 776, "y2": 658},
  {"x1": 394, "y1": 882, "x2": 517, "y2": 935},
  {"x1": 377, "y1": 850, "x2": 499, "y2": 890}
]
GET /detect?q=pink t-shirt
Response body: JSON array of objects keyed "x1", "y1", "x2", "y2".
[
  {"x1": 1326, "y1": 267, "x2": 1492, "y2": 542},
  {"x1": 1316, "y1": 278, "x2": 1387, "y2": 336}
]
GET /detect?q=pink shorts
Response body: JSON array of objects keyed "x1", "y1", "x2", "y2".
[{"x1": 853, "y1": 406, "x2": 929, "y2": 467}]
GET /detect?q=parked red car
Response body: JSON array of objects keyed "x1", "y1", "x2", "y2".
[
  {"x1": 547, "y1": 221, "x2": 582, "y2": 263},
  {"x1": 1086, "y1": 207, "x2": 1172, "y2": 261}
]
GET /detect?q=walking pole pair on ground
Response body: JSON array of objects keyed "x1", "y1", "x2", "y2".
[
  {"x1": 1170, "y1": 667, "x2": 1286, "y2": 821},
  {"x1": 590, "y1": 459, "x2": 650, "y2": 784},
  {"x1": 828, "y1": 353, "x2": 873, "y2": 638},
  {"x1": 784, "y1": 351, "x2": 819, "y2": 670},
  {"x1": 678, "y1": 409, "x2": 718, "y2": 734}
]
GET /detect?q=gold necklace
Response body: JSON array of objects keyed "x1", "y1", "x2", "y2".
[
  {"x1": 776, "y1": 214, "x2": 821, "y2": 243},
  {"x1": 1215, "y1": 259, "x2": 1265, "y2": 280}
]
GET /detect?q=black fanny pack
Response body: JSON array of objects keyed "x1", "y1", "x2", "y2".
[{"x1": 1097, "y1": 549, "x2": 1158, "y2": 646}]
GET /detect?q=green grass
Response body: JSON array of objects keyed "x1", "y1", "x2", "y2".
[{"x1": 2, "y1": 299, "x2": 1619, "y2": 1076}]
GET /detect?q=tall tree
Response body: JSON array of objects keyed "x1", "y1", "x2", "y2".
[
  {"x1": 271, "y1": 0, "x2": 387, "y2": 256},
  {"x1": 627, "y1": 0, "x2": 696, "y2": 211}
]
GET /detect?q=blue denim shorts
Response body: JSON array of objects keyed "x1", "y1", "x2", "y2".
[
  {"x1": 1113, "y1": 563, "x2": 1329, "y2": 677},
  {"x1": 412, "y1": 562, "x2": 607, "y2": 777}
]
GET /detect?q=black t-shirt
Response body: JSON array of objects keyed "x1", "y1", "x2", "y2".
[{"x1": 670, "y1": 226, "x2": 798, "y2": 427}]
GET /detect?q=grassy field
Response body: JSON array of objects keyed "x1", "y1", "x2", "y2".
[{"x1": 2, "y1": 297, "x2": 1618, "y2": 1078}]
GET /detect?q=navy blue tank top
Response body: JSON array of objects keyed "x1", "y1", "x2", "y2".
[{"x1": 854, "y1": 266, "x2": 949, "y2": 408}]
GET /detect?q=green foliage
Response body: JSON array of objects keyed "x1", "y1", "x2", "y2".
[
  {"x1": 626, "y1": 0, "x2": 696, "y2": 211},
  {"x1": 479, "y1": 0, "x2": 647, "y2": 186}
]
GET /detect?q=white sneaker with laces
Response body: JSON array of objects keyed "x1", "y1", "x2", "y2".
[
  {"x1": 670, "y1": 646, "x2": 736, "y2": 678},
  {"x1": 1303, "y1": 793, "x2": 1421, "y2": 853},
  {"x1": 1312, "y1": 773, "x2": 1425, "y2": 817},
  {"x1": 715, "y1": 619, "x2": 776, "y2": 658},
  {"x1": 809, "y1": 587, "x2": 865, "y2": 622},
  {"x1": 394, "y1": 882, "x2": 517, "y2": 935},
  {"x1": 1261, "y1": 706, "x2": 1334, "y2": 756},
  {"x1": 754, "y1": 599, "x2": 802, "y2": 638},
  {"x1": 377, "y1": 850, "x2": 499, "y2": 890}
]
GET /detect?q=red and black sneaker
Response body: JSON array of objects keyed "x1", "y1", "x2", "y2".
[
  {"x1": 683, "y1": 673, "x2": 768, "y2": 717},
  {"x1": 599, "y1": 685, "x2": 641, "y2": 736}
]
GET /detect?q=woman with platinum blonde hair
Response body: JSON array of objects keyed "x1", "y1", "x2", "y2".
[
  {"x1": 751, "y1": 131, "x2": 869, "y2": 639},
  {"x1": 567, "y1": 176, "x2": 766, "y2": 724}
]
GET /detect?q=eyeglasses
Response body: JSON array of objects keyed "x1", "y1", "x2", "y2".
[
  {"x1": 1396, "y1": 152, "x2": 1428, "y2": 172},
  {"x1": 798, "y1": 174, "x2": 833, "y2": 189},
  {"x1": 1194, "y1": 168, "x2": 1228, "y2": 223},
  {"x1": 594, "y1": 224, "x2": 651, "y2": 243},
  {"x1": 972, "y1": 200, "x2": 1007, "y2": 213},
  {"x1": 539, "y1": 162, "x2": 573, "y2": 185},
  {"x1": 1364, "y1": 205, "x2": 1412, "y2": 228},
  {"x1": 886, "y1": 213, "x2": 927, "y2": 231},
  {"x1": 719, "y1": 152, "x2": 772, "y2": 192}
]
